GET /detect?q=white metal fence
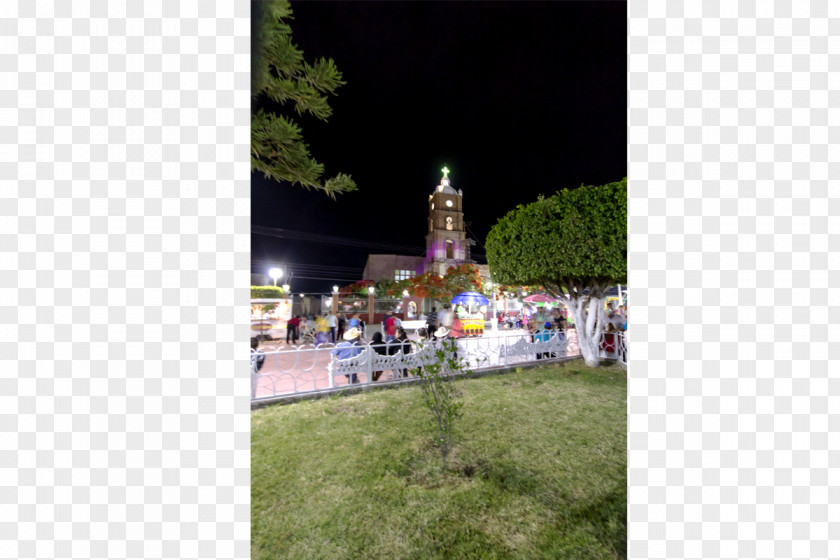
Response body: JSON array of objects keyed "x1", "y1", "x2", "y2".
[
  {"x1": 599, "y1": 330, "x2": 627, "y2": 368},
  {"x1": 251, "y1": 328, "x2": 626, "y2": 403}
]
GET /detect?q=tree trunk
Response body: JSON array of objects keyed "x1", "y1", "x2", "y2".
[{"x1": 567, "y1": 295, "x2": 603, "y2": 367}]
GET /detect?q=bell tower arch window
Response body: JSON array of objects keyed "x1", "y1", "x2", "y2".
[
  {"x1": 445, "y1": 216, "x2": 453, "y2": 231},
  {"x1": 445, "y1": 239, "x2": 454, "y2": 259}
]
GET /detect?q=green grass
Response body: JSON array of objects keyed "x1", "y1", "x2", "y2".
[{"x1": 252, "y1": 362, "x2": 627, "y2": 559}]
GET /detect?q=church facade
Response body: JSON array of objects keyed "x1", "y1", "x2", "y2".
[{"x1": 362, "y1": 167, "x2": 481, "y2": 283}]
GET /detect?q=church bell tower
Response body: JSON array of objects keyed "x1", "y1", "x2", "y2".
[{"x1": 424, "y1": 166, "x2": 471, "y2": 276}]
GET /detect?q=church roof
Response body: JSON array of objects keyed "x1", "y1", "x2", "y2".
[
  {"x1": 435, "y1": 166, "x2": 459, "y2": 195},
  {"x1": 437, "y1": 181, "x2": 458, "y2": 195}
]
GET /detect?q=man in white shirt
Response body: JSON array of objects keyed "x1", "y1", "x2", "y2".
[
  {"x1": 438, "y1": 304, "x2": 455, "y2": 330},
  {"x1": 326, "y1": 311, "x2": 338, "y2": 343}
]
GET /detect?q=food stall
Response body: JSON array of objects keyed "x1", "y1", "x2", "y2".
[
  {"x1": 459, "y1": 313, "x2": 485, "y2": 336},
  {"x1": 451, "y1": 291, "x2": 490, "y2": 337}
]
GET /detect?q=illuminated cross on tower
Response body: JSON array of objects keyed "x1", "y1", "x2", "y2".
[{"x1": 425, "y1": 165, "x2": 471, "y2": 276}]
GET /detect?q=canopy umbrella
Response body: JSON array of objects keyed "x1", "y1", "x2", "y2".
[
  {"x1": 451, "y1": 291, "x2": 489, "y2": 307},
  {"x1": 522, "y1": 294, "x2": 557, "y2": 303}
]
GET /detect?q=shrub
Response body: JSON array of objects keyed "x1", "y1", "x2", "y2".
[
  {"x1": 411, "y1": 338, "x2": 467, "y2": 470},
  {"x1": 251, "y1": 285, "x2": 287, "y2": 299}
]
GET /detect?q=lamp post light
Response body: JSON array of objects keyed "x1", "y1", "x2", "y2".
[
  {"x1": 401, "y1": 289, "x2": 410, "y2": 320},
  {"x1": 268, "y1": 267, "x2": 283, "y2": 287},
  {"x1": 331, "y1": 285, "x2": 339, "y2": 315},
  {"x1": 368, "y1": 286, "x2": 375, "y2": 326}
]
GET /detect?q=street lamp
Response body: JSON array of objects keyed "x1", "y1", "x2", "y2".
[
  {"x1": 282, "y1": 283, "x2": 290, "y2": 293},
  {"x1": 331, "y1": 285, "x2": 339, "y2": 315},
  {"x1": 401, "y1": 289, "x2": 411, "y2": 319},
  {"x1": 268, "y1": 267, "x2": 283, "y2": 287}
]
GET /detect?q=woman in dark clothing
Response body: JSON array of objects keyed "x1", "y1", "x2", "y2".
[
  {"x1": 370, "y1": 331, "x2": 391, "y2": 382},
  {"x1": 336, "y1": 312, "x2": 346, "y2": 341},
  {"x1": 394, "y1": 328, "x2": 412, "y2": 378}
]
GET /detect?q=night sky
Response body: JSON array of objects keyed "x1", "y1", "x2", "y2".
[{"x1": 252, "y1": 1, "x2": 627, "y2": 294}]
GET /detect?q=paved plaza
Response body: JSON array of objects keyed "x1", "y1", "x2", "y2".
[{"x1": 252, "y1": 327, "x2": 582, "y2": 400}]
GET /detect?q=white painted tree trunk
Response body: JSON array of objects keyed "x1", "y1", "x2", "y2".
[{"x1": 565, "y1": 295, "x2": 604, "y2": 368}]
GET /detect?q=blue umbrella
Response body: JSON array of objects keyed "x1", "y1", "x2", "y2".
[{"x1": 451, "y1": 291, "x2": 489, "y2": 307}]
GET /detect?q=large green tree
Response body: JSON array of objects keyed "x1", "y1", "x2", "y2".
[
  {"x1": 486, "y1": 178, "x2": 627, "y2": 366},
  {"x1": 251, "y1": 0, "x2": 357, "y2": 198}
]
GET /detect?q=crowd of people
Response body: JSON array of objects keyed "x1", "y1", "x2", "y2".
[
  {"x1": 272, "y1": 299, "x2": 626, "y2": 346},
  {"x1": 253, "y1": 298, "x2": 628, "y2": 377},
  {"x1": 276, "y1": 300, "x2": 626, "y2": 344},
  {"x1": 279, "y1": 311, "x2": 367, "y2": 346},
  {"x1": 328, "y1": 319, "x2": 459, "y2": 384}
]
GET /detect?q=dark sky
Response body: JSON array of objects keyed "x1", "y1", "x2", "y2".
[{"x1": 252, "y1": 0, "x2": 627, "y2": 294}]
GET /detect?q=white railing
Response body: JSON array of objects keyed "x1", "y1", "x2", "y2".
[
  {"x1": 251, "y1": 328, "x2": 625, "y2": 402},
  {"x1": 598, "y1": 330, "x2": 627, "y2": 368}
]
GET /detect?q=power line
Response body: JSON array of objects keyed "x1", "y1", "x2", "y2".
[
  {"x1": 466, "y1": 224, "x2": 486, "y2": 249},
  {"x1": 281, "y1": 275, "x2": 363, "y2": 281},
  {"x1": 251, "y1": 260, "x2": 364, "y2": 273},
  {"x1": 252, "y1": 225, "x2": 426, "y2": 254}
]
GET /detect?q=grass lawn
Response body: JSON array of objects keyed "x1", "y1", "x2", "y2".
[{"x1": 252, "y1": 361, "x2": 627, "y2": 559}]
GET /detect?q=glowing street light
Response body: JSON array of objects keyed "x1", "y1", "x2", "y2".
[
  {"x1": 331, "y1": 285, "x2": 339, "y2": 315},
  {"x1": 268, "y1": 267, "x2": 283, "y2": 287}
]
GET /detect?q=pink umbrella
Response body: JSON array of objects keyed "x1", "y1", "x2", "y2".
[{"x1": 522, "y1": 294, "x2": 556, "y2": 303}]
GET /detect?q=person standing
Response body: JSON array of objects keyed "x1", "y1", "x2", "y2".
[
  {"x1": 315, "y1": 314, "x2": 329, "y2": 346},
  {"x1": 604, "y1": 301, "x2": 625, "y2": 331},
  {"x1": 336, "y1": 312, "x2": 346, "y2": 341},
  {"x1": 450, "y1": 314, "x2": 464, "y2": 339},
  {"x1": 286, "y1": 314, "x2": 301, "y2": 345},
  {"x1": 394, "y1": 327, "x2": 411, "y2": 377},
  {"x1": 425, "y1": 307, "x2": 438, "y2": 334},
  {"x1": 347, "y1": 312, "x2": 360, "y2": 330},
  {"x1": 438, "y1": 304, "x2": 455, "y2": 331},
  {"x1": 326, "y1": 310, "x2": 338, "y2": 343},
  {"x1": 552, "y1": 310, "x2": 567, "y2": 338},
  {"x1": 384, "y1": 310, "x2": 397, "y2": 342},
  {"x1": 534, "y1": 321, "x2": 554, "y2": 360}
]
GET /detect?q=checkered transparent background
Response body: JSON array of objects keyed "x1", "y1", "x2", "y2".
[
  {"x1": 3, "y1": 1, "x2": 250, "y2": 559},
  {"x1": 629, "y1": 1, "x2": 839, "y2": 559},
  {"x1": 4, "y1": 0, "x2": 839, "y2": 558}
]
